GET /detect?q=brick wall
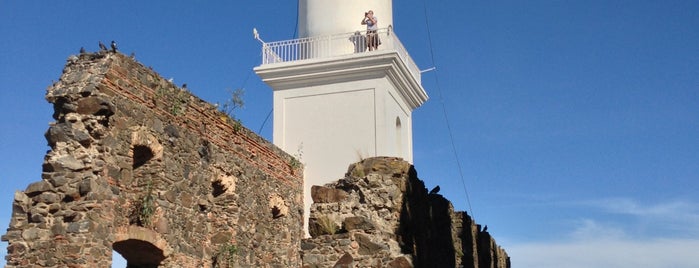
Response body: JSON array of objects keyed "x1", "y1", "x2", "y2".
[{"x1": 2, "y1": 51, "x2": 303, "y2": 267}]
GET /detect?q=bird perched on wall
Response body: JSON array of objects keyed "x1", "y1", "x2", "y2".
[
  {"x1": 483, "y1": 225, "x2": 488, "y2": 232},
  {"x1": 98, "y1": 41, "x2": 107, "y2": 52},
  {"x1": 111, "y1": 40, "x2": 118, "y2": 52},
  {"x1": 429, "y1": 185, "x2": 440, "y2": 194},
  {"x1": 79, "y1": 47, "x2": 86, "y2": 54},
  {"x1": 182, "y1": 83, "x2": 187, "y2": 89}
]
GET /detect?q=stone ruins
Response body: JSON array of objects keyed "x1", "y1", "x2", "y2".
[{"x1": 2, "y1": 51, "x2": 509, "y2": 267}]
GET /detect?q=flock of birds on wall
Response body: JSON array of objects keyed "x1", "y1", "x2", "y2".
[
  {"x1": 75, "y1": 40, "x2": 118, "y2": 58},
  {"x1": 74, "y1": 41, "x2": 189, "y2": 90},
  {"x1": 79, "y1": 40, "x2": 118, "y2": 54}
]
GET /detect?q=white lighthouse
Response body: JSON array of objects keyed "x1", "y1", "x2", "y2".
[{"x1": 254, "y1": 0, "x2": 428, "y2": 232}]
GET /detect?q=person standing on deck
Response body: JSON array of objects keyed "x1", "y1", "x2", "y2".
[{"x1": 361, "y1": 10, "x2": 379, "y2": 51}]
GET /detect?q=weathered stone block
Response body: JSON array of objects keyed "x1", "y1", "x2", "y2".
[
  {"x1": 76, "y1": 96, "x2": 114, "y2": 116},
  {"x1": 21, "y1": 228, "x2": 50, "y2": 241},
  {"x1": 48, "y1": 176, "x2": 68, "y2": 187},
  {"x1": 48, "y1": 203, "x2": 61, "y2": 213},
  {"x1": 13, "y1": 191, "x2": 30, "y2": 208},
  {"x1": 355, "y1": 233, "x2": 384, "y2": 255},
  {"x1": 52, "y1": 155, "x2": 85, "y2": 171},
  {"x1": 343, "y1": 216, "x2": 375, "y2": 232},
  {"x1": 388, "y1": 256, "x2": 413, "y2": 268},
  {"x1": 311, "y1": 185, "x2": 348, "y2": 203},
  {"x1": 66, "y1": 221, "x2": 91, "y2": 233},
  {"x1": 8, "y1": 216, "x2": 27, "y2": 229},
  {"x1": 25, "y1": 181, "x2": 53, "y2": 195},
  {"x1": 333, "y1": 253, "x2": 354, "y2": 268},
  {"x1": 51, "y1": 222, "x2": 66, "y2": 236},
  {"x1": 301, "y1": 240, "x2": 317, "y2": 250},
  {"x1": 303, "y1": 254, "x2": 325, "y2": 265},
  {"x1": 34, "y1": 192, "x2": 61, "y2": 204},
  {"x1": 155, "y1": 217, "x2": 169, "y2": 235},
  {"x1": 29, "y1": 203, "x2": 49, "y2": 217},
  {"x1": 211, "y1": 231, "x2": 232, "y2": 244},
  {"x1": 1, "y1": 230, "x2": 22, "y2": 242},
  {"x1": 78, "y1": 178, "x2": 96, "y2": 196},
  {"x1": 6, "y1": 242, "x2": 28, "y2": 256},
  {"x1": 45, "y1": 123, "x2": 71, "y2": 145},
  {"x1": 29, "y1": 213, "x2": 46, "y2": 223}
]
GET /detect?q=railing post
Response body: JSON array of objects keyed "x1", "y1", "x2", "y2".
[{"x1": 262, "y1": 44, "x2": 267, "y2": 64}]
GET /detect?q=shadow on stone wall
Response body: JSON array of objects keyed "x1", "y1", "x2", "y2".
[
  {"x1": 460, "y1": 212, "x2": 477, "y2": 268},
  {"x1": 398, "y1": 166, "x2": 456, "y2": 267}
]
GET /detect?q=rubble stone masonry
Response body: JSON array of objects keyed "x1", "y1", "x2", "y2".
[
  {"x1": 301, "y1": 157, "x2": 509, "y2": 268},
  {"x1": 2, "y1": 51, "x2": 303, "y2": 267},
  {"x1": 3, "y1": 51, "x2": 508, "y2": 267}
]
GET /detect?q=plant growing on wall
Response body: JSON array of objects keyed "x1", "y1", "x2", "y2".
[
  {"x1": 139, "y1": 180, "x2": 156, "y2": 226},
  {"x1": 170, "y1": 89, "x2": 189, "y2": 116},
  {"x1": 289, "y1": 157, "x2": 301, "y2": 170},
  {"x1": 317, "y1": 215, "x2": 338, "y2": 235},
  {"x1": 220, "y1": 88, "x2": 245, "y2": 118},
  {"x1": 289, "y1": 143, "x2": 304, "y2": 170},
  {"x1": 213, "y1": 242, "x2": 238, "y2": 268},
  {"x1": 350, "y1": 161, "x2": 366, "y2": 178},
  {"x1": 218, "y1": 88, "x2": 245, "y2": 133},
  {"x1": 130, "y1": 180, "x2": 156, "y2": 227}
]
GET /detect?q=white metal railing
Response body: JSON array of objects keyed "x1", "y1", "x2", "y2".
[{"x1": 260, "y1": 27, "x2": 421, "y2": 82}]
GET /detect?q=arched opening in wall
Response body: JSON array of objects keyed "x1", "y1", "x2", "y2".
[
  {"x1": 113, "y1": 239, "x2": 165, "y2": 268},
  {"x1": 269, "y1": 194, "x2": 288, "y2": 219},
  {"x1": 133, "y1": 145, "x2": 155, "y2": 169},
  {"x1": 396, "y1": 117, "x2": 403, "y2": 157},
  {"x1": 211, "y1": 172, "x2": 236, "y2": 198},
  {"x1": 212, "y1": 180, "x2": 226, "y2": 198}
]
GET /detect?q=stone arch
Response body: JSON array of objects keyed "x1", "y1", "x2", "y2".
[
  {"x1": 211, "y1": 167, "x2": 237, "y2": 198},
  {"x1": 269, "y1": 193, "x2": 289, "y2": 219},
  {"x1": 113, "y1": 226, "x2": 172, "y2": 267},
  {"x1": 129, "y1": 127, "x2": 163, "y2": 170}
]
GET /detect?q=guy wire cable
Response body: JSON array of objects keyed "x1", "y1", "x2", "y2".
[{"x1": 420, "y1": 0, "x2": 475, "y2": 218}]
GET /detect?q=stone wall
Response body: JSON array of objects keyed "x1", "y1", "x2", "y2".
[
  {"x1": 2, "y1": 51, "x2": 304, "y2": 267},
  {"x1": 2, "y1": 50, "x2": 511, "y2": 268},
  {"x1": 301, "y1": 157, "x2": 510, "y2": 268}
]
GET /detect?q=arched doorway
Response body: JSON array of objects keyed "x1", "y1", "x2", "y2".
[
  {"x1": 112, "y1": 226, "x2": 172, "y2": 268},
  {"x1": 113, "y1": 239, "x2": 165, "y2": 268}
]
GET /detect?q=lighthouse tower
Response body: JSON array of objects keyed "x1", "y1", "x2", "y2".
[{"x1": 254, "y1": 0, "x2": 428, "y2": 231}]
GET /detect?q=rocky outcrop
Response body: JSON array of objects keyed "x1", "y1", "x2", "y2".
[{"x1": 301, "y1": 157, "x2": 510, "y2": 268}]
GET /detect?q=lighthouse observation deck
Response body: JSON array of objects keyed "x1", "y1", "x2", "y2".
[{"x1": 259, "y1": 27, "x2": 421, "y2": 84}]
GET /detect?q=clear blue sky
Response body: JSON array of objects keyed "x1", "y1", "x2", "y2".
[{"x1": 2, "y1": 1, "x2": 698, "y2": 267}]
